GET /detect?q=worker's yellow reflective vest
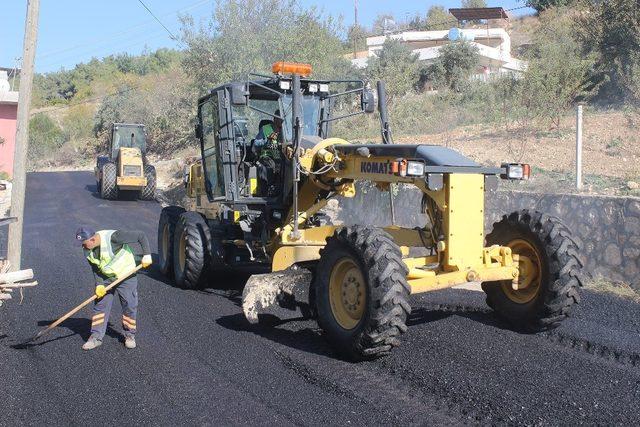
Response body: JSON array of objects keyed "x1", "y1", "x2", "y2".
[{"x1": 85, "y1": 230, "x2": 136, "y2": 279}]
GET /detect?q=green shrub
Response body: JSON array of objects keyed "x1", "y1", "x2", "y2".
[
  {"x1": 365, "y1": 38, "x2": 420, "y2": 102},
  {"x1": 28, "y1": 113, "x2": 66, "y2": 163}
]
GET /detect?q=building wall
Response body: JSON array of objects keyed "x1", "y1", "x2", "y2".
[{"x1": 0, "y1": 103, "x2": 17, "y2": 177}]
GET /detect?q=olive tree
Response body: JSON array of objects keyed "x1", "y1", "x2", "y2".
[
  {"x1": 180, "y1": 0, "x2": 349, "y2": 92},
  {"x1": 365, "y1": 38, "x2": 420, "y2": 102}
]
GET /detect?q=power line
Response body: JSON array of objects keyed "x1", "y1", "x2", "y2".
[
  {"x1": 137, "y1": 0, "x2": 182, "y2": 44},
  {"x1": 37, "y1": 28, "x2": 171, "y2": 70},
  {"x1": 37, "y1": 0, "x2": 208, "y2": 61}
]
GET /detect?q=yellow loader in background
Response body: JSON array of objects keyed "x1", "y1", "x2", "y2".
[{"x1": 95, "y1": 123, "x2": 156, "y2": 200}]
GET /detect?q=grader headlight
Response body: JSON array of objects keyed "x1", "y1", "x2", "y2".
[
  {"x1": 406, "y1": 161, "x2": 425, "y2": 177},
  {"x1": 502, "y1": 163, "x2": 531, "y2": 180},
  {"x1": 391, "y1": 159, "x2": 425, "y2": 177},
  {"x1": 279, "y1": 80, "x2": 291, "y2": 90}
]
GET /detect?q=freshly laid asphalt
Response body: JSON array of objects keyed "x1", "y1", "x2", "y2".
[{"x1": 1, "y1": 171, "x2": 639, "y2": 425}]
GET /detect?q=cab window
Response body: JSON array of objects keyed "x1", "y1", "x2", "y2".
[{"x1": 199, "y1": 96, "x2": 225, "y2": 198}]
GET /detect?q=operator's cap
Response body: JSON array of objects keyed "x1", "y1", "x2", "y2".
[{"x1": 75, "y1": 226, "x2": 96, "y2": 245}]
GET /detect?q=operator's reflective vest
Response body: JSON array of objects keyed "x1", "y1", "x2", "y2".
[
  {"x1": 85, "y1": 230, "x2": 136, "y2": 279},
  {"x1": 261, "y1": 123, "x2": 276, "y2": 139}
]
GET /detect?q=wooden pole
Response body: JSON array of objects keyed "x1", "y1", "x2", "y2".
[{"x1": 8, "y1": 0, "x2": 40, "y2": 270}]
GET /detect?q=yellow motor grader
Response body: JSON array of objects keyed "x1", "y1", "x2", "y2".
[
  {"x1": 95, "y1": 123, "x2": 156, "y2": 200},
  {"x1": 158, "y1": 62, "x2": 583, "y2": 360}
]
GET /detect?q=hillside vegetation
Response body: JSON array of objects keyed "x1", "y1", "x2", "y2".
[{"x1": 22, "y1": 0, "x2": 640, "y2": 196}]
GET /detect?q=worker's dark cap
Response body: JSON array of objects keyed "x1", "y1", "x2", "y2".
[{"x1": 75, "y1": 226, "x2": 96, "y2": 244}]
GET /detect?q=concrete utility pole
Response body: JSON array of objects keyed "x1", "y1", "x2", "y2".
[
  {"x1": 353, "y1": 0, "x2": 358, "y2": 59},
  {"x1": 8, "y1": 0, "x2": 40, "y2": 270},
  {"x1": 575, "y1": 104, "x2": 583, "y2": 191}
]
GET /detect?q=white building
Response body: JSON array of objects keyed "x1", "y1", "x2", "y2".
[{"x1": 351, "y1": 8, "x2": 526, "y2": 85}]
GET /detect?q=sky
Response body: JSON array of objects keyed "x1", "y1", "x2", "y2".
[{"x1": 1, "y1": 0, "x2": 533, "y2": 74}]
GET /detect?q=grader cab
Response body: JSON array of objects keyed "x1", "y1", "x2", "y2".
[
  {"x1": 158, "y1": 62, "x2": 584, "y2": 361},
  {"x1": 95, "y1": 123, "x2": 156, "y2": 200}
]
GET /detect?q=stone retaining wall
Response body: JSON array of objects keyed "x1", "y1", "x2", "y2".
[{"x1": 332, "y1": 185, "x2": 640, "y2": 290}]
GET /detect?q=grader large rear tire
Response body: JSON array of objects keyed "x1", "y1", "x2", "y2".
[
  {"x1": 100, "y1": 162, "x2": 118, "y2": 200},
  {"x1": 173, "y1": 211, "x2": 210, "y2": 289},
  {"x1": 315, "y1": 226, "x2": 411, "y2": 361},
  {"x1": 482, "y1": 209, "x2": 583, "y2": 331},
  {"x1": 140, "y1": 165, "x2": 156, "y2": 200},
  {"x1": 157, "y1": 205, "x2": 186, "y2": 277}
]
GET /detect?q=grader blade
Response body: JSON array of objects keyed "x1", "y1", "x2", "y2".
[{"x1": 242, "y1": 268, "x2": 313, "y2": 324}]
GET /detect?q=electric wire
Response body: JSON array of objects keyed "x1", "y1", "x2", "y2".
[
  {"x1": 137, "y1": 0, "x2": 181, "y2": 43},
  {"x1": 37, "y1": 0, "x2": 209, "y2": 61}
]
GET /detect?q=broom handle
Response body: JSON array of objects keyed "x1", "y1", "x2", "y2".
[{"x1": 34, "y1": 265, "x2": 143, "y2": 340}]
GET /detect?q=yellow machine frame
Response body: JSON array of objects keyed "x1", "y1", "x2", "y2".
[
  {"x1": 116, "y1": 147, "x2": 147, "y2": 190},
  {"x1": 186, "y1": 138, "x2": 527, "y2": 296}
]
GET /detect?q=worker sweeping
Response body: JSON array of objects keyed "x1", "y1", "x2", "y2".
[{"x1": 75, "y1": 227, "x2": 152, "y2": 351}]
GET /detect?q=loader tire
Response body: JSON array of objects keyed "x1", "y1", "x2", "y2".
[
  {"x1": 482, "y1": 209, "x2": 584, "y2": 331},
  {"x1": 173, "y1": 211, "x2": 210, "y2": 289},
  {"x1": 315, "y1": 226, "x2": 411, "y2": 361},
  {"x1": 140, "y1": 165, "x2": 156, "y2": 200},
  {"x1": 157, "y1": 205, "x2": 186, "y2": 278},
  {"x1": 100, "y1": 162, "x2": 118, "y2": 200}
]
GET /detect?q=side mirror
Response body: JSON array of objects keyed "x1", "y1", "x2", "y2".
[
  {"x1": 230, "y1": 83, "x2": 248, "y2": 106},
  {"x1": 362, "y1": 89, "x2": 376, "y2": 114},
  {"x1": 195, "y1": 123, "x2": 203, "y2": 139}
]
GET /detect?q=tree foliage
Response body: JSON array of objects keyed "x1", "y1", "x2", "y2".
[
  {"x1": 93, "y1": 69, "x2": 196, "y2": 154},
  {"x1": 365, "y1": 38, "x2": 419, "y2": 101},
  {"x1": 526, "y1": 0, "x2": 574, "y2": 12},
  {"x1": 346, "y1": 24, "x2": 369, "y2": 54},
  {"x1": 578, "y1": 0, "x2": 640, "y2": 104},
  {"x1": 33, "y1": 48, "x2": 181, "y2": 106},
  {"x1": 426, "y1": 41, "x2": 479, "y2": 92},
  {"x1": 28, "y1": 113, "x2": 65, "y2": 161},
  {"x1": 461, "y1": 0, "x2": 487, "y2": 9},
  {"x1": 520, "y1": 7, "x2": 596, "y2": 127},
  {"x1": 371, "y1": 14, "x2": 396, "y2": 35},
  {"x1": 426, "y1": 6, "x2": 455, "y2": 30},
  {"x1": 180, "y1": 0, "x2": 351, "y2": 92}
]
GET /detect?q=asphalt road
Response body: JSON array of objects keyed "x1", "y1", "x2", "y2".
[{"x1": 1, "y1": 171, "x2": 639, "y2": 426}]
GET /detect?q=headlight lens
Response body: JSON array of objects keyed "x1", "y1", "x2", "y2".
[
  {"x1": 279, "y1": 80, "x2": 291, "y2": 90},
  {"x1": 406, "y1": 161, "x2": 425, "y2": 177},
  {"x1": 502, "y1": 163, "x2": 531, "y2": 180}
]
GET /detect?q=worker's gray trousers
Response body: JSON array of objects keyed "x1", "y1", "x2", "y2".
[{"x1": 90, "y1": 275, "x2": 138, "y2": 340}]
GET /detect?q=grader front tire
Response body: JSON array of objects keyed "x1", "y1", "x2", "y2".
[
  {"x1": 173, "y1": 212, "x2": 210, "y2": 289},
  {"x1": 157, "y1": 205, "x2": 186, "y2": 277},
  {"x1": 482, "y1": 209, "x2": 583, "y2": 331},
  {"x1": 315, "y1": 226, "x2": 411, "y2": 361}
]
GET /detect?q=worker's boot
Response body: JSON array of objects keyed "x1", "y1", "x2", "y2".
[
  {"x1": 124, "y1": 336, "x2": 136, "y2": 349},
  {"x1": 82, "y1": 336, "x2": 102, "y2": 351}
]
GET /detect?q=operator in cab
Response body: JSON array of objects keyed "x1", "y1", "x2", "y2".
[{"x1": 253, "y1": 110, "x2": 284, "y2": 196}]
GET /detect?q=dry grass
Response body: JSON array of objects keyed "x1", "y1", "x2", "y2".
[{"x1": 585, "y1": 277, "x2": 640, "y2": 303}]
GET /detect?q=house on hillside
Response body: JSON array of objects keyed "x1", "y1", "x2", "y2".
[
  {"x1": 0, "y1": 68, "x2": 19, "y2": 178},
  {"x1": 351, "y1": 7, "x2": 526, "y2": 89}
]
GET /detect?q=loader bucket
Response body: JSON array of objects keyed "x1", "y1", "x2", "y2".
[{"x1": 242, "y1": 268, "x2": 314, "y2": 324}]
